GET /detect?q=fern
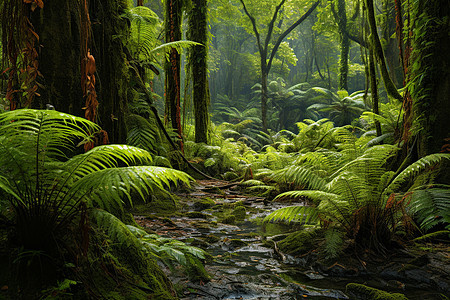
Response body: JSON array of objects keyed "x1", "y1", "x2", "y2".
[
  {"x1": 126, "y1": 224, "x2": 207, "y2": 272},
  {"x1": 385, "y1": 153, "x2": 450, "y2": 196},
  {"x1": 323, "y1": 229, "x2": 344, "y2": 259},
  {"x1": 126, "y1": 114, "x2": 161, "y2": 154},
  {"x1": 264, "y1": 205, "x2": 319, "y2": 225},
  {"x1": 407, "y1": 187, "x2": 450, "y2": 231},
  {"x1": 0, "y1": 109, "x2": 192, "y2": 251}
]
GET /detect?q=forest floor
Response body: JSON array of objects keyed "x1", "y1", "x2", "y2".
[{"x1": 133, "y1": 180, "x2": 450, "y2": 300}]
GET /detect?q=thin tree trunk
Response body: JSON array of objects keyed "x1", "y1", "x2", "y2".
[
  {"x1": 365, "y1": 0, "x2": 402, "y2": 101},
  {"x1": 164, "y1": 0, "x2": 183, "y2": 150},
  {"x1": 368, "y1": 48, "x2": 382, "y2": 136}
]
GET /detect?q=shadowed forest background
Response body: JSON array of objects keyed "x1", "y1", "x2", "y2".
[{"x1": 0, "y1": 0, "x2": 449, "y2": 299}]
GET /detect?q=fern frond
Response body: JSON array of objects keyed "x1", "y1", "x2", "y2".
[
  {"x1": 323, "y1": 228, "x2": 344, "y2": 259},
  {"x1": 407, "y1": 187, "x2": 450, "y2": 231},
  {"x1": 385, "y1": 153, "x2": 450, "y2": 195},
  {"x1": 263, "y1": 205, "x2": 319, "y2": 225},
  {"x1": 271, "y1": 165, "x2": 327, "y2": 191},
  {"x1": 71, "y1": 166, "x2": 192, "y2": 209},
  {"x1": 275, "y1": 190, "x2": 340, "y2": 205},
  {"x1": 126, "y1": 114, "x2": 161, "y2": 154}
]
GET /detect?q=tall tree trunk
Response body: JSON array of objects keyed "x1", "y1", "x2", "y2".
[
  {"x1": 411, "y1": 0, "x2": 450, "y2": 157},
  {"x1": 30, "y1": 1, "x2": 83, "y2": 115},
  {"x1": 334, "y1": 0, "x2": 350, "y2": 90},
  {"x1": 29, "y1": 0, "x2": 130, "y2": 144},
  {"x1": 188, "y1": 0, "x2": 210, "y2": 143},
  {"x1": 164, "y1": 0, "x2": 183, "y2": 150}
]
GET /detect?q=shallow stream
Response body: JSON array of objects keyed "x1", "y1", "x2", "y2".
[{"x1": 135, "y1": 181, "x2": 448, "y2": 299}]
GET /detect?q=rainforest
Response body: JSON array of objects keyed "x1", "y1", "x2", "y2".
[{"x1": 0, "y1": 0, "x2": 449, "y2": 299}]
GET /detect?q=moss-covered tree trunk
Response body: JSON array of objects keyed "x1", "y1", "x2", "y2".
[
  {"x1": 188, "y1": 0, "x2": 210, "y2": 143},
  {"x1": 31, "y1": 0, "x2": 130, "y2": 144},
  {"x1": 164, "y1": 0, "x2": 183, "y2": 149},
  {"x1": 90, "y1": 0, "x2": 130, "y2": 144},
  {"x1": 411, "y1": 0, "x2": 450, "y2": 157},
  {"x1": 31, "y1": 2, "x2": 83, "y2": 116},
  {"x1": 365, "y1": 0, "x2": 402, "y2": 101},
  {"x1": 335, "y1": 0, "x2": 349, "y2": 91}
]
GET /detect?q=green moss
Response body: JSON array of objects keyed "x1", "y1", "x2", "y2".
[
  {"x1": 193, "y1": 197, "x2": 216, "y2": 211},
  {"x1": 221, "y1": 215, "x2": 236, "y2": 225},
  {"x1": 185, "y1": 254, "x2": 210, "y2": 283},
  {"x1": 232, "y1": 206, "x2": 247, "y2": 220},
  {"x1": 277, "y1": 230, "x2": 318, "y2": 256},
  {"x1": 229, "y1": 239, "x2": 248, "y2": 249},
  {"x1": 345, "y1": 283, "x2": 409, "y2": 300},
  {"x1": 205, "y1": 234, "x2": 221, "y2": 243}
]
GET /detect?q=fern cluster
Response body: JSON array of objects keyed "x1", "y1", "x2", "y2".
[{"x1": 0, "y1": 109, "x2": 192, "y2": 252}]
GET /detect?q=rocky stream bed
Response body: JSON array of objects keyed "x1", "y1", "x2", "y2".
[{"x1": 134, "y1": 180, "x2": 450, "y2": 300}]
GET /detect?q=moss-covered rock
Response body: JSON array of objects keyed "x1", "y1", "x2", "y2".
[
  {"x1": 193, "y1": 197, "x2": 216, "y2": 211},
  {"x1": 221, "y1": 215, "x2": 236, "y2": 225},
  {"x1": 228, "y1": 239, "x2": 248, "y2": 249},
  {"x1": 277, "y1": 229, "x2": 318, "y2": 256},
  {"x1": 345, "y1": 283, "x2": 409, "y2": 300},
  {"x1": 205, "y1": 234, "x2": 221, "y2": 244},
  {"x1": 232, "y1": 205, "x2": 247, "y2": 220}
]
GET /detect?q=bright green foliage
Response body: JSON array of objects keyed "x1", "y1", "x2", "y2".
[
  {"x1": 268, "y1": 144, "x2": 450, "y2": 254},
  {"x1": 127, "y1": 223, "x2": 209, "y2": 280},
  {"x1": 407, "y1": 187, "x2": 450, "y2": 231},
  {"x1": 264, "y1": 205, "x2": 319, "y2": 225},
  {"x1": 0, "y1": 109, "x2": 192, "y2": 251}
]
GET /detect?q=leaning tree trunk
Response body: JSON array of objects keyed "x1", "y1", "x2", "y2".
[
  {"x1": 260, "y1": 63, "x2": 269, "y2": 132},
  {"x1": 365, "y1": 0, "x2": 402, "y2": 101},
  {"x1": 188, "y1": 0, "x2": 210, "y2": 144},
  {"x1": 164, "y1": 0, "x2": 183, "y2": 150}
]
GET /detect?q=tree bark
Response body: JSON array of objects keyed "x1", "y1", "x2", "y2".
[
  {"x1": 365, "y1": 0, "x2": 402, "y2": 101},
  {"x1": 188, "y1": 0, "x2": 210, "y2": 143},
  {"x1": 164, "y1": 0, "x2": 183, "y2": 149},
  {"x1": 412, "y1": 0, "x2": 450, "y2": 157}
]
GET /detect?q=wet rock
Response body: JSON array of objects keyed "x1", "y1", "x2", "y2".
[
  {"x1": 190, "y1": 238, "x2": 209, "y2": 248},
  {"x1": 205, "y1": 234, "x2": 221, "y2": 244},
  {"x1": 345, "y1": 283, "x2": 408, "y2": 300},
  {"x1": 228, "y1": 239, "x2": 248, "y2": 249},
  {"x1": 187, "y1": 211, "x2": 210, "y2": 219}
]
